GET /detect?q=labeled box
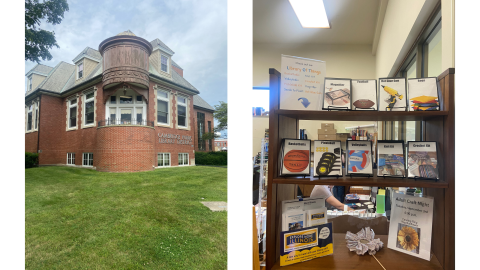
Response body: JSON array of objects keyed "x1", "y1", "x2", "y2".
[
  {"x1": 318, "y1": 128, "x2": 337, "y2": 135},
  {"x1": 318, "y1": 134, "x2": 337, "y2": 140},
  {"x1": 321, "y1": 123, "x2": 334, "y2": 129},
  {"x1": 337, "y1": 133, "x2": 349, "y2": 141}
]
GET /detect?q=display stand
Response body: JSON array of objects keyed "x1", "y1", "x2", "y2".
[{"x1": 265, "y1": 68, "x2": 455, "y2": 270}]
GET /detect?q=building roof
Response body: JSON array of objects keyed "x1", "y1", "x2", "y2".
[
  {"x1": 150, "y1": 38, "x2": 175, "y2": 55},
  {"x1": 172, "y1": 60, "x2": 183, "y2": 70},
  {"x1": 117, "y1": 30, "x2": 136, "y2": 36},
  {"x1": 26, "y1": 62, "x2": 75, "y2": 95},
  {"x1": 72, "y1": 47, "x2": 102, "y2": 63},
  {"x1": 25, "y1": 64, "x2": 54, "y2": 76},
  {"x1": 193, "y1": 95, "x2": 215, "y2": 112}
]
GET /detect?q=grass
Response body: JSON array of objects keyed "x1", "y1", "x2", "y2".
[{"x1": 25, "y1": 166, "x2": 227, "y2": 270}]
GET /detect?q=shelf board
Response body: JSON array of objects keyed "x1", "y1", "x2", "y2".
[
  {"x1": 273, "y1": 175, "x2": 448, "y2": 188},
  {"x1": 276, "y1": 109, "x2": 448, "y2": 121},
  {"x1": 271, "y1": 234, "x2": 443, "y2": 270}
]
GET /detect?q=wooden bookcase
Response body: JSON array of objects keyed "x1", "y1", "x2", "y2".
[{"x1": 265, "y1": 68, "x2": 455, "y2": 270}]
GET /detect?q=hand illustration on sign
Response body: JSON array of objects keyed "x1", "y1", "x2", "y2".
[{"x1": 298, "y1": 97, "x2": 310, "y2": 108}]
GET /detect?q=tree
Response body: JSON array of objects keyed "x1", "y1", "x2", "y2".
[
  {"x1": 25, "y1": 0, "x2": 69, "y2": 63},
  {"x1": 201, "y1": 101, "x2": 227, "y2": 142}
]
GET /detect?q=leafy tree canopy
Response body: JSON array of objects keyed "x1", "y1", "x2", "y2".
[
  {"x1": 213, "y1": 101, "x2": 227, "y2": 131},
  {"x1": 25, "y1": 0, "x2": 69, "y2": 63}
]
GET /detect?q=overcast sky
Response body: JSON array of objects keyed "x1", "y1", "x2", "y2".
[{"x1": 25, "y1": 0, "x2": 227, "y2": 134}]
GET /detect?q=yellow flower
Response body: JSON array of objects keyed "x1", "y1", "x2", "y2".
[{"x1": 397, "y1": 226, "x2": 419, "y2": 251}]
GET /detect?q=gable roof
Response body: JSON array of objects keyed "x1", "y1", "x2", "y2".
[
  {"x1": 25, "y1": 64, "x2": 54, "y2": 76},
  {"x1": 172, "y1": 60, "x2": 183, "y2": 70},
  {"x1": 72, "y1": 47, "x2": 102, "y2": 63},
  {"x1": 193, "y1": 95, "x2": 215, "y2": 112},
  {"x1": 26, "y1": 62, "x2": 75, "y2": 96},
  {"x1": 150, "y1": 38, "x2": 174, "y2": 55}
]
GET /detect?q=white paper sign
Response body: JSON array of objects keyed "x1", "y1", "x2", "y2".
[
  {"x1": 377, "y1": 141, "x2": 405, "y2": 177},
  {"x1": 282, "y1": 139, "x2": 311, "y2": 175},
  {"x1": 408, "y1": 78, "x2": 439, "y2": 111},
  {"x1": 346, "y1": 141, "x2": 373, "y2": 175},
  {"x1": 407, "y1": 141, "x2": 439, "y2": 179},
  {"x1": 352, "y1": 79, "x2": 377, "y2": 110},
  {"x1": 280, "y1": 55, "x2": 326, "y2": 110},
  {"x1": 313, "y1": 140, "x2": 342, "y2": 176},
  {"x1": 323, "y1": 78, "x2": 351, "y2": 110},
  {"x1": 388, "y1": 193, "x2": 434, "y2": 261},
  {"x1": 378, "y1": 78, "x2": 407, "y2": 111}
]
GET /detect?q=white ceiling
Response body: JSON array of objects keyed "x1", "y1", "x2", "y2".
[{"x1": 253, "y1": 0, "x2": 381, "y2": 45}]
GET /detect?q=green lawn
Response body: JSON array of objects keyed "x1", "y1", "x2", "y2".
[{"x1": 25, "y1": 166, "x2": 227, "y2": 269}]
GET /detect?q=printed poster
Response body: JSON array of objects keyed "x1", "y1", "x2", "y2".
[
  {"x1": 281, "y1": 139, "x2": 311, "y2": 175},
  {"x1": 346, "y1": 141, "x2": 373, "y2": 175},
  {"x1": 388, "y1": 193, "x2": 434, "y2": 261},
  {"x1": 313, "y1": 140, "x2": 342, "y2": 176},
  {"x1": 352, "y1": 79, "x2": 377, "y2": 110},
  {"x1": 407, "y1": 142, "x2": 439, "y2": 179},
  {"x1": 377, "y1": 141, "x2": 406, "y2": 177},
  {"x1": 280, "y1": 55, "x2": 326, "y2": 111},
  {"x1": 408, "y1": 78, "x2": 440, "y2": 111},
  {"x1": 323, "y1": 78, "x2": 352, "y2": 110},
  {"x1": 378, "y1": 78, "x2": 407, "y2": 111},
  {"x1": 280, "y1": 223, "x2": 333, "y2": 266}
]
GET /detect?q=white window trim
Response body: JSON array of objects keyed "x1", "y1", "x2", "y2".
[
  {"x1": 157, "y1": 153, "x2": 171, "y2": 168},
  {"x1": 160, "y1": 54, "x2": 169, "y2": 74},
  {"x1": 178, "y1": 153, "x2": 189, "y2": 166},
  {"x1": 66, "y1": 95, "x2": 78, "y2": 131},
  {"x1": 67, "y1": 153, "x2": 75, "y2": 165},
  {"x1": 82, "y1": 153, "x2": 93, "y2": 167},
  {"x1": 28, "y1": 76, "x2": 33, "y2": 91},
  {"x1": 154, "y1": 85, "x2": 173, "y2": 128},
  {"x1": 156, "y1": 89, "x2": 170, "y2": 126},
  {"x1": 176, "y1": 94, "x2": 189, "y2": 130},
  {"x1": 26, "y1": 104, "x2": 33, "y2": 132},
  {"x1": 77, "y1": 61, "x2": 84, "y2": 79},
  {"x1": 105, "y1": 88, "x2": 146, "y2": 125},
  {"x1": 82, "y1": 89, "x2": 96, "y2": 128}
]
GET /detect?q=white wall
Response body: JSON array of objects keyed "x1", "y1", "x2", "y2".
[{"x1": 441, "y1": 0, "x2": 455, "y2": 70}]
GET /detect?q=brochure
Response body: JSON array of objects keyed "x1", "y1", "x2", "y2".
[
  {"x1": 407, "y1": 141, "x2": 439, "y2": 179},
  {"x1": 280, "y1": 223, "x2": 333, "y2": 266},
  {"x1": 378, "y1": 77, "x2": 407, "y2": 111},
  {"x1": 323, "y1": 78, "x2": 352, "y2": 110},
  {"x1": 307, "y1": 207, "x2": 328, "y2": 227},
  {"x1": 377, "y1": 140, "x2": 406, "y2": 177},
  {"x1": 352, "y1": 79, "x2": 377, "y2": 110},
  {"x1": 388, "y1": 192, "x2": 434, "y2": 261},
  {"x1": 346, "y1": 140, "x2": 373, "y2": 176},
  {"x1": 313, "y1": 140, "x2": 342, "y2": 176},
  {"x1": 408, "y1": 78, "x2": 440, "y2": 111},
  {"x1": 280, "y1": 139, "x2": 311, "y2": 176},
  {"x1": 283, "y1": 211, "x2": 306, "y2": 232}
]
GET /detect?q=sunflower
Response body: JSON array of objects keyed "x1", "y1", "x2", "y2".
[{"x1": 397, "y1": 226, "x2": 419, "y2": 251}]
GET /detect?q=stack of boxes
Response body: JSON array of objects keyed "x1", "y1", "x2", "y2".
[{"x1": 317, "y1": 123, "x2": 349, "y2": 142}]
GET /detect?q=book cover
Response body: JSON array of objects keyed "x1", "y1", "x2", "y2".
[
  {"x1": 352, "y1": 79, "x2": 377, "y2": 110},
  {"x1": 407, "y1": 141, "x2": 439, "y2": 179},
  {"x1": 322, "y1": 78, "x2": 352, "y2": 110},
  {"x1": 346, "y1": 141, "x2": 373, "y2": 175},
  {"x1": 307, "y1": 207, "x2": 328, "y2": 227},
  {"x1": 280, "y1": 223, "x2": 333, "y2": 266},
  {"x1": 281, "y1": 139, "x2": 311, "y2": 176},
  {"x1": 313, "y1": 140, "x2": 342, "y2": 176},
  {"x1": 377, "y1": 140, "x2": 406, "y2": 177},
  {"x1": 388, "y1": 193, "x2": 434, "y2": 261},
  {"x1": 408, "y1": 78, "x2": 440, "y2": 111},
  {"x1": 283, "y1": 211, "x2": 306, "y2": 232},
  {"x1": 378, "y1": 77, "x2": 407, "y2": 111}
]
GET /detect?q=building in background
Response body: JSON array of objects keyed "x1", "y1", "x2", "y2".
[
  {"x1": 214, "y1": 138, "x2": 228, "y2": 152},
  {"x1": 193, "y1": 95, "x2": 215, "y2": 152}
]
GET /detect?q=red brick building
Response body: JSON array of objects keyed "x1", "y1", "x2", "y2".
[{"x1": 25, "y1": 30, "x2": 215, "y2": 172}]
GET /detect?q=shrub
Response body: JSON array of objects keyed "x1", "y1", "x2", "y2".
[
  {"x1": 25, "y1": 152, "x2": 39, "y2": 168},
  {"x1": 195, "y1": 151, "x2": 227, "y2": 166}
]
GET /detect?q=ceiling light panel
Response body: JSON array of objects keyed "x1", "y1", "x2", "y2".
[{"x1": 289, "y1": 0, "x2": 330, "y2": 28}]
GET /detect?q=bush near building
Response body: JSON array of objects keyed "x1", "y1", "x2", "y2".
[
  {"x1": 195, "y1": 151, "x2": 227, "y2": 166},
  {"x1": 25, "y1": 152, "x2": 39, "y2": 168}
]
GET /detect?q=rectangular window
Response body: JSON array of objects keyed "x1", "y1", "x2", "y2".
[
  {"x1": 29, "y1": 77, "x2": 32, "y2": 91},
  {"x1": 208, "y1": 121, "x2": 212, "y2": 151},
  {"x1": 178, "y1": 96, "x2": 187, "y2": 127},
  {"x1": 110, "y1": 96, "x2": 116, "y2": 104},
  {"x1": 67, "y1": 153, "x2": 75, "y2": 165},
  {"x1": 136, "y1": 95, "x2": 143, "y2": 103},
  {"x1": 27, "y1": 105, "x2": 33, "y2": 131},
  {"x1": 136, "y1": 107, "x2": 143, "y2": 125},
  {"x1": 197, "y1": 112, "x2": 205, "y2": 150},
  {"x1": 78, "y1": 63, "x2": 83, "y2": 78},
  {"x1": 69, "y1": 99, "x2": 77, "y2": 128},
  {"x1": 158, "y1": 153, "x2": 171, "y2": 167},
  {"x1": 82, "y1": 153, "x2": 93, "y2": 166},
  {"x1": 178, "y1": 153, "x2": 189, "y2": 166},
  {"x1": 157, "y1": 90, "x2": 169, "y2": 124},
  {"x1": 109, "y1": 108, "x2": 116, "y2": 124},
  {"x1": 84, "y1": 92, "x2": 95, "y2": 126},
  {"x1": 120, "y1": 96, "x2": 133, "y2": 104},
  {"x1": 121, "y1": 109, "x2": 132, "y2": 124},
  {"x1": 161, "y1": 55, "x2": 168, "y2": 72},
  {"x1": 35, "y1": 108, "x2": 38, "y2": 129}
]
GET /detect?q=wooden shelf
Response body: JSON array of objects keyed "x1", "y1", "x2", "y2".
[
  {"x1": 276, "y1": 109, "x2": 448, "y2": 121},
  {"x1": 273, "y1": 173, "x2": 448, "y2": 188},
  {"x1": 271, "y1": 234, "x2": 443, "y2": 270}
]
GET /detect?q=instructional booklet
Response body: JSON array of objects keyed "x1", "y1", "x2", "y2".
[
  {"x1": 307, "y1": 207, "x2": 328, "y2": 227},
  {"x1": 377, "y1": 140, "x2": 406, "y2": 177},
  {"x1": 282, "y1": 198, "x2": 326, "y2": 232},
  {"x1": 388, "y1": 192, "x2": 434, "y2": 261},
  {"x1": 408, "y1": 78, "x2": 440, "y2": 111},
  {"x1": 407, "y1": 142, "x2": 439, "y2": 179},
  {"x1": 378, "y1": 77, "x2": 407, "y2": 111},
  {"x1": 346, "y1": 140, "x2": 373, "y2": 175},
  {"x1": 323, "y1": 78, "x2": 352, "y2": 110},
  {"x1": 352, "y1": 79, "x2": 377, "y2": 110},
  {"x1": 313, "y1": 140, "x2": 342, "y2": 176},
  {"x1": 280, "y1": 139, "x2": 311, "y2": 176}
]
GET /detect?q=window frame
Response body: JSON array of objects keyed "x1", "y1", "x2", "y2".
[
  {"x1": 28, "y1": 76, "x2": 32, "y2": 91},
  {"x1": 156, "y1": 89, "x2": 170, "y2": 126},
  {"x1": 208, "y1": 121, "x2": 212, "y2": 151},
  {"x1": 157, "y1": 153, "x2": 171, "y2": 168},
  {"x1": 105, "y1": 89, "x2": 147, "y2": 125},
  {"x1": 82, "y1": 152, "x2": 93, "y2": 167},
  {"x1": 161, "y1": 54, "x2": 169, "y2": 73},
  {"x1": 177, "y1": 95, "x2": 188, "y2": 129},
  {"x1": 67, "y1": 153, "x2": 75, "y2": 165},
  {"x1": 83, "y1": 90, "x2": 95, "y2": 127},
  {"x1": 178, "y1": 153, "x2": 189, "y2": 166},
  {"x1": 67, "y1": 98, "x2": 78, "y2": 130},
  {"x1": 77, "y1": 62, "x2": 84, "y2": 79}
]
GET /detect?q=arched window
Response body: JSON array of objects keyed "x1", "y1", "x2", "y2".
[{"x1": 105, "y1": 88, "x2": 147, "y2": 125}]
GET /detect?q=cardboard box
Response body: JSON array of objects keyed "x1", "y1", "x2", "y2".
[
  {"x1": 321, "y1": 123, "x2": 334, "y2": 129},
  {"x1": 318, "y1": 134, "x2": 337, "y2": 140},
  {"x1": 318, "y1": 128, "x2": 337, "y2": 135},
  {"x1": 336, "y1": 133, "x2": 349, "y2": 141}
]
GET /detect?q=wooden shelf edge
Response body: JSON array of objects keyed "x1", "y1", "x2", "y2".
[
  {"x1": 272, "y1": 177, "x2": 448, "y2": 188},
  {"x1": 276, "y1": 110, "x2": 448, "y2": 121}
]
